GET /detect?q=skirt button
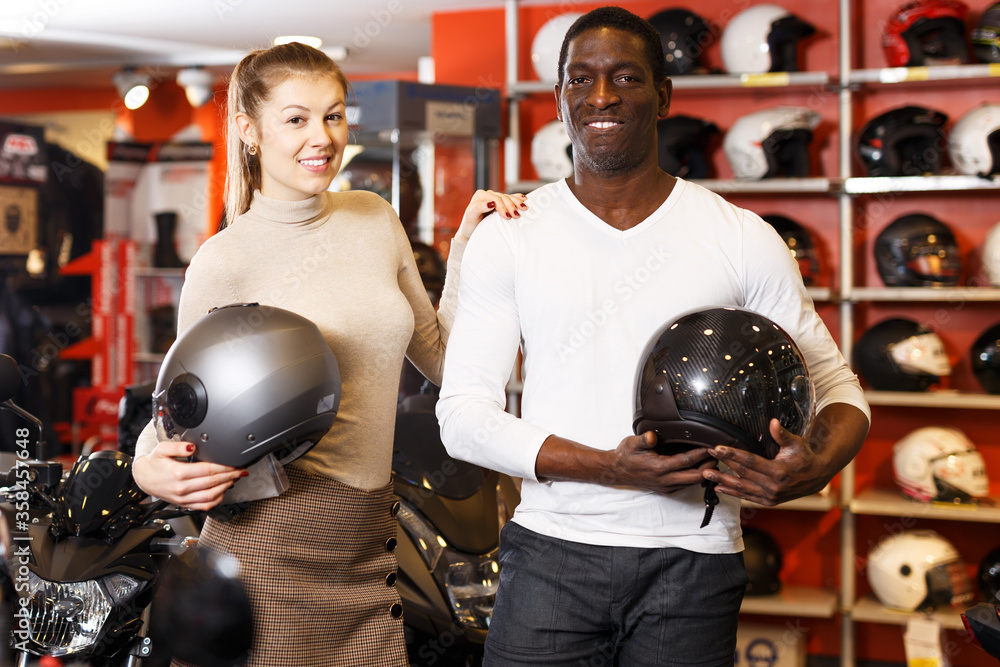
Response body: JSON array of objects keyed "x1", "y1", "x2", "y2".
[
  {"x1": 390, "y1": 603, "x2": 403, "y2": 618},
  {"x1": 390, "y1": 501, "x2": 401, "y2": 516},
  {"x1": 385, "y1": 537, "x2": 397, "y2": 552},
  {"x1": 385, "y1": 572, "x2": 397, "y2": 586}
]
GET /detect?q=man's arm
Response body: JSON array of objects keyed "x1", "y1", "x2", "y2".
[
  {"x1": 703, "y1": 402, "x2": 870, "y2": 506},
  {"x1": 535, "y1": 431, "x2": 716, "y2": 492}
]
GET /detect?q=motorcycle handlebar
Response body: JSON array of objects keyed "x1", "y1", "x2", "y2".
[{"x1": 0, "y1": 460, "x2": 63, "y2": 492}]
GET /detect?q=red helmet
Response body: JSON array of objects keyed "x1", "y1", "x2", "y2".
[{"x1": 882, "y1": 0, "x2": 970, "y2": 67}]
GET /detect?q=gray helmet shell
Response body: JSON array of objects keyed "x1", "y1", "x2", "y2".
[{"x1": 154, "y1": 303, "x2": 341, "y2": 467}]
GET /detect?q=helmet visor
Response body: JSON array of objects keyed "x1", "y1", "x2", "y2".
[
  {"x1": 153, "y1": 389, "x2": 183, "y2": 443},
  {"x1": 924, "y1": 559, "x2": 975, "y2": 610},
  {"x1": 903, "y1": 244, "x2": 962, "y2": 283},
  {"x1": 932, "y1": 450, "x2": 990, "y2": 499}
]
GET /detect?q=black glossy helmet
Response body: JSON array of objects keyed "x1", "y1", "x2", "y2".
[
  {"x1": 657, "y1": 115, "x2": 720, "y2": 179},
  {"x1": 874, "y1": 213, "x2": 961, "y2": 287},
  {"x1": 855, "y1": 318, "x2": 951, "y2": 391},
  {"x1": 971, "y1": 322, "x2": 1000, "y2": 394},
  {"x1": 150, "y1": 547, "x2": 253, "y2": 667},
  {"x1": 743, "y1": 526, "x2": 784, "y2": 596},
  {"x1": 762, "y1": 214, "x2": 820, "y2": 286},
  {"x1": 632, "y1": 306, "x2": 815, "y2": 460},
  {"x1": 856, "y1": 106, "x2": 949, "y2": 177},
  {"x1": 973, "y1": 3, "x2": 1000, "y2": 63},
  {"x1": 883, "y1": 0, "x2": 970, "y2": 66},
  {"x1": 980, "y1": 546, "x2": 1000, "y2": 602},
  {"x1": 154, "y1": 303, "x2": 341, "y2": 468},
  {"x1": 648, "y1": 8, "x2": 715, "y2": 76}
]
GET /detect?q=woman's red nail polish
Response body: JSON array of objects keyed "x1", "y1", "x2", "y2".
[
  {"x1": 186, "y1": 444, "x2": 195, "y2": 453},
  {"x1": 487, "y1": 201, "x2": 495, "y2": 208},
  {"x1": 240, "y1": 470, "x2": 250, "y2": 478}
]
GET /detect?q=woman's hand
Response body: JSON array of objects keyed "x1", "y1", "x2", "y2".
[
  {"x1": 133, "y1": 440, "x2": 246, "y2": 511},
  {"x1": 455, "y1": 189, "x2": 528, "y2": 243}
]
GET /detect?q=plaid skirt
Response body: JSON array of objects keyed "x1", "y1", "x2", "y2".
[{"x1": 174, "y1": 465, "x2": 407, "y2": 667}]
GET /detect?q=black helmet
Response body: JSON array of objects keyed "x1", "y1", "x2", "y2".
[
  {"x1": 973, "y1": 3, "x2": 1000, "y2": 63},
  {"x1": 762, "y1": 214, "x2": 820, "y2": 286},
  {"x1": 856, "y1": 106, "x2": 949, "y2": 177},
  {"x1": 971, "y1": 322, "x2": 1000, "y2": 394},
  {"x1": 632, "y1": 306, "x2": 815, "y2": 461},
  {"x1": 874, "y1": 213, "x2": 962, "y2": 287},
  {"x1": 883, "y1": 0, "x2": 971, "y2": 66},
  {"x1": 855, "y1": 318, "x2": 951, "y2": 391},
  {"x1": 657, "y1": 115, "x2": 720, "y2": 179},
  {"x1": 742, "y1": 526, "x2": 784, "y2": 596},
  {"x1": 154, "y1": 303, "x2": 341, "y2": 468},
  {"x1": 648, "y1": 8, "x2": 715, "y2": 76},
  {"x1": 150, "y1": 547, "x2": 253, "y2": 667},
  {"x1": 980, "y1": 546, "x2": 1000, "y2": 602}
]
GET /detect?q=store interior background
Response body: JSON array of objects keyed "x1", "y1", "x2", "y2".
[{"x1": 1, "y1": 0, "x2": 999, "y2": 665}]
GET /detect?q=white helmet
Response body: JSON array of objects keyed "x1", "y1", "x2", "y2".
[
  {"x1": 723, "y1": 106, "x2": 821, "y2": 179},
  {"x1": 531, "y1": 119, "x2": 573, "y2": 181},
  {"x1": 531, "y1": 12, "x2": 584, "y2": 82},
  {"x1": 867, "y1": 530, "x2": 974, "y2": 612},
  {"x1": 720, "y1": 4, "x2": 816, "y2": 74},
  {"x1": 984, "y1": 221, "x2": 1000, "y2": 286},
  {"x1": 948, "y1": 103, "x2": 1000, "y2": 176},
  {"x1": 893, "y1": 426, "x2": 989, "y2": 503}
]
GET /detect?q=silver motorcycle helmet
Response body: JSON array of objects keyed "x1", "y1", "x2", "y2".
[{"x1": 154, "y1": 303, "x2": 341, "y2": 468}]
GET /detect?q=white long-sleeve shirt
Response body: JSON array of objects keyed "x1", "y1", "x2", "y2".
[{"x1": 437, "y1": 177, "x2": 869, "y2": 553}]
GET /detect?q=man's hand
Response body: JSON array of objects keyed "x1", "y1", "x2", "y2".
[
  {"x1": 701, "y1": 419, "x2": 823, "y2": 506},
  {"x1": 702, "y1": 404, "x2": 869, "y2": 506},
  {"x1": 613, "y1": 431, "x2": 718, "y2": 494},
  {"x1": 535, "y1": 431, "x2": 715, "y2": 494}
]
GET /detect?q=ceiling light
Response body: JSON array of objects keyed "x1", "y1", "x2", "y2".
[
  {"x1": 112, "y1": 68, "x2": 150, "y2": 110},
  {"x1": 176, "y1": 67, "x2": 215, "y2": 107},
  {"x1": 273, "y1": 35, "x2": 323, "y2": 49}
]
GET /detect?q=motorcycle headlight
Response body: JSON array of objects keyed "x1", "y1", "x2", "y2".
[
  {"x1": 397, "y1": 501, "x2": 447, "y2": 570},
  {"x1": 22, "y1": 570, "x2": 141, "y2": 656},
  {"x1": 396, "y1": 499, "x2": 500, "y2": 631},
  {"x1": 443, "y1": 549, "x2": 500, "y2": 630}
]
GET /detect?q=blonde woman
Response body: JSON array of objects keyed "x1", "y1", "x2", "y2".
[{"x1": 132, "y1": 42, "x2": 525, "y2": 666}]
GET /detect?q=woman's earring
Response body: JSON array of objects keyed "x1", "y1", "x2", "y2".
[{"x1": 248, "y1": 144, "x2": 258, "y2": 155}]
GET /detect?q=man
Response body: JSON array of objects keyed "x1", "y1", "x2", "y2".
[{"x1": 436, "y1": 6, "x2": 870, "y2": 665}]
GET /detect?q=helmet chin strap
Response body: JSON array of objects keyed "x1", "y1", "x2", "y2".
[{"x1": 634, "y1": 378, "x2": 731, "y2": 528}]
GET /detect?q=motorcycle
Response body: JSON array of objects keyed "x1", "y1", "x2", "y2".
[
  {"x1": 391, "y1": 384, "x2": 519, "y2": 667},
  {"x1": 0, "y1": 354, "x2": 248, "y2": 667}
]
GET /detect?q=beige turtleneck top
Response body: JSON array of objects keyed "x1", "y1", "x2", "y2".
[{"x1": 135, "y1": 189, "x2": 466, "y2": 490}]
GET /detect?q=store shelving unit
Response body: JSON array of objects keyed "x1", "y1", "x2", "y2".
[{"x1": 501, "y1": 1, "x2": 1000, "y2": 665}]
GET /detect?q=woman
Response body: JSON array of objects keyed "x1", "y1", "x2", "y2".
[{"x1": 132, "y1": 42, "x2": 526, "y2": 666}]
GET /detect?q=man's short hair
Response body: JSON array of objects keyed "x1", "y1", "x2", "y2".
[{"x1": 557, "y1": 6, "x2": 668, "y2": 86}]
